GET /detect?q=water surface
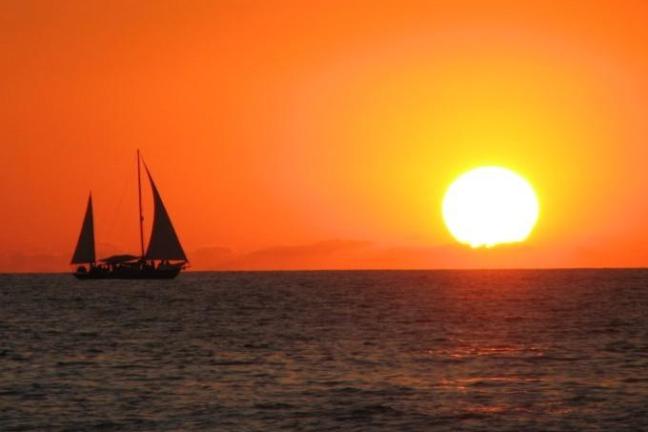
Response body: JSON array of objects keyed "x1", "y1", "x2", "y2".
[{"x1": 2, "y1": 270, "x2": 648, "y2": 431}]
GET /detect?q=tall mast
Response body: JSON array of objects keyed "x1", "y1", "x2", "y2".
[{"x1": 137, "y1": 149, "x2": 145, "y2": 259}]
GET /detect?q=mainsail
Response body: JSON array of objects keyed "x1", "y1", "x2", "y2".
[
  {"x1": 143, "y1": 166, "x2": 187, "y2": 261},
  {"x1": 71, "y1": 194, "x2": 96, "y2": 264}
]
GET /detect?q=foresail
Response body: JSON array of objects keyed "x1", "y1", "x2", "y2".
[
  {"x1": 144, "y1": 166, "x2": 187, "y2": 261},
  {"x1": 71, "y1": 194, "x2": 96, "y2": 264}
]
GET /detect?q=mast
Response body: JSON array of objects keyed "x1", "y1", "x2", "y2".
[{"x1": 137, "y1": 150, "x2": 145, "y2": 259}]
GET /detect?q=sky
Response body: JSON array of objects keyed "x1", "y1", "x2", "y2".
[{"x1": 2, "y1": 0, "x2": 648, "y2": 271}]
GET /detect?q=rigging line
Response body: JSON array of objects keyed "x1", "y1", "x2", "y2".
[{"x1": 137, "y1": 150, "x2": 145, "y2": 258}]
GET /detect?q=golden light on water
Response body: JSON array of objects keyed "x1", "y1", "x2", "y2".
[{"x1": 442, "y1": 167, "x2": 539, "y2": 248}]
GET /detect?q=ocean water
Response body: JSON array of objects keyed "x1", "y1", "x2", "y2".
[{"x1": 1, "y1": 269, "x2": 648, "y2": 431}]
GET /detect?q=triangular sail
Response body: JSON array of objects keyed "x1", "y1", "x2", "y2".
[
  {"x1": 71, "y1": 194, "x2": 96, "y2": 264},
  {"x1": 143, "y1": 166, "x2": 187, "y2": 261}
]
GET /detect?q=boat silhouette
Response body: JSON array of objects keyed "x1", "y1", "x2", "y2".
[{"x1": 71, "y1": 151, "x2": 187, "y2": 279}]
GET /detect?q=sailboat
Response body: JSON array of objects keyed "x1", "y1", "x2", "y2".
[{"x1": 71, "y1": 151, "x2": 188, "y2": 279}]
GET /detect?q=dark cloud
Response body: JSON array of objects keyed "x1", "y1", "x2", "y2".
[
  {"x1": 189, "y1": 246, "x2": 234, "y2": 270},
  {"x1": 0, "y1": 252, "x2": 68, "y2": 273},
  {"x1": 188, "y1": 239, "x2": 372, "y2": 270},
  {"x1": 2, "y1": 239, "x2": 641, "y2": 273}
]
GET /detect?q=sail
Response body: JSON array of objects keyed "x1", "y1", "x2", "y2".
[
  {"x1": 71, "y1": 194, "x2": 96, "y2": 264},
  {"x1": 143, "y1": 166, "x2": 187, "y2": 261}
]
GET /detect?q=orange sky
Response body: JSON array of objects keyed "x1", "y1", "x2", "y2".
[{"x1": 3, "y1": 0, "x2": 648, "y2": 271}]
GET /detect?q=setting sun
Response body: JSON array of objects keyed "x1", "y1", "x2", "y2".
[{"x1": 442, "y1": 167, "x2": 539, "y2": 248}]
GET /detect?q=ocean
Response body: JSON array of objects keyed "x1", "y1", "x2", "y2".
[{"x1": 1, "y1": 270, "x2": 647, "y2": 431}]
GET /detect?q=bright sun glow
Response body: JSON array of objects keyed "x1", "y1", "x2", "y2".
[{"x1": 442, "y1": 166, "x2": 539, "y2": 248}]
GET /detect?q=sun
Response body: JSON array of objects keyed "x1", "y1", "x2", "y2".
[{"x1": 442, "y1": 166, "x2": 539, "y2": 248}]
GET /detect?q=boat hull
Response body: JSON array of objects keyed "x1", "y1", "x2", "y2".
[{"x1": 74, "y1": 267, "x2": 181, "y2": 280}]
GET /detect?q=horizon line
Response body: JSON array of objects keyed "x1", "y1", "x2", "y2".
[{"x1": 3, "y1": 266, "x2": 648, "y2": 275}]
